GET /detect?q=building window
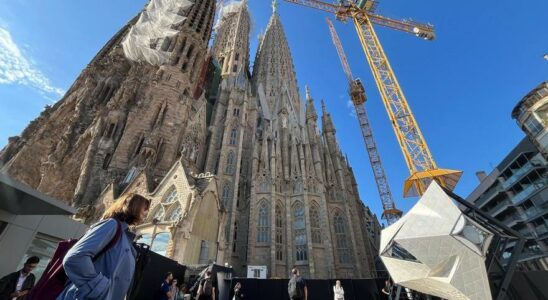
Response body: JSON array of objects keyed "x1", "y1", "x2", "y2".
[
  {"x1": 276, "y1": 204, "x2": 284, "y2": 261},
  {"x1": 310, "y1": 205, "x2": 322, "y2": 244},
  {"x1": 232, "y1": 64, "x2": 238, "y2": 72},
  {"x1": 15, "y1": 233, "x2": 60, "y2": 281},
  {"x1": 153, "y1": 206, "x2": 165, "y2": 221},
  {"x1": 257, "y1": 202, "x2": 270, "y2": 243},
  {"x1": 293, "y1": 203, "x2": 307, "y2": 261},
  {"x1": 222, "y1": 182, "x2": 232, "y2": 208},
  {"x1": 186, "y1": 44, "x2": 194, "y2": 59},
  {"x1": 229, "y1": 128, "x2": 238, "y2": 145},
  {"x1": 524, "y1": 116, "x2": 544, "y2": 136},
  {"x1": 167, "y1": 204, "x2": 182, "y2": 222},
  {"x1": 163, "y1": 188, "x2": 178, "y2": 204},
  {"x1": 233, "y1": 108, "x2": 240, "y2": 117},
  {"x1": 334, "y1": 213, "x2": 351, "y2": 264},
  {"x1": 235, "y1": 53, "x2": 240, "y2": 61},
  {"x1": 233, "y1": 221, "x2": 238, "y2": 252},
  {"x1": 199, "y1": 240, "x2": 209, "y2": 264},
  {"x1": 225, "y1": 151, "x2": 236, "y2": 174}
]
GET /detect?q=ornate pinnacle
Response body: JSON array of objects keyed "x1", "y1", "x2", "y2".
[
  {"x1": 272, "y1": 0, "x2": 278, "y2": 14},
  {"x1": 305, "y1": 85, "x2": 311, "y2": 100}
]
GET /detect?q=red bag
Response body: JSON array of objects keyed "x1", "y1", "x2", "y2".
[{"x1": 27, "y1": 219, "x2": 122, "y2": 300}]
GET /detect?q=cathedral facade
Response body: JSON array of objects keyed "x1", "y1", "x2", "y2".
[{"x1": 0, "y1": 0, "x2": 379, "y2": 279}]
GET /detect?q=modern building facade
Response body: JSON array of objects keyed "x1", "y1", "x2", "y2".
[
  {"x1": 0, "y1": 174, "x2": 88, "y2": 279},
  {"x1": 0, "y1": 0, "x2": 380, "y2": 279},
  {"x1": 466, "y1": 82, "x2": 548, "y2": 271},
  {"x1": 512, "y1": 81, "x2": 548, "y2": 158}
]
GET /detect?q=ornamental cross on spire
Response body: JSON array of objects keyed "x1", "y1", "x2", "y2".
[{"x1": 272, "y1": 0, "x2": 278, "y2": 14}]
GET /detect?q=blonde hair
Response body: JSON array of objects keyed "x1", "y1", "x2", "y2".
[{"x1": 102, "y1": 193, "x2": 150, "y2": 225}]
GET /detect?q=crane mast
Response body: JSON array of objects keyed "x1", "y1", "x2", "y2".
[
  {"x1": 284, "y1": 0, "x2": 462, "y2": 197},
  {"x1": 326, "y1": 18, "x2": 401, "y2": 225}
]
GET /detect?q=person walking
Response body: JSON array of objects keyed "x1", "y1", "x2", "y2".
[
  {"x1": 333, "y1": 280, "x2": 344, "y2": 300},
  {"x1": 196, "y1": 271, "x2": 215, "y2": 300},
  {"x1": 287, "y1": 267, "x2": 307, "y2": 300},
  {"x1": 169, "y1": 278, "x2": 180, "y2": 300},
  {"x1": 0, "y1": 256, "x2": 40, "y2": 300},
  {"x1": 159, "y1": 272, "x2": 173, "y2": 300},
  {"x1": 233, "y1": 282, "x2": 244, "y2": 300},
  {"x1": 57, "y1": 193, "x2": 150, "y2": 300}
]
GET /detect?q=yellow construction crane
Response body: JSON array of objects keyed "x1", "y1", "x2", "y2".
[
  {"x1": 326, "y1": 17, "x2": 401, "y2": 224},
  {"x1": 284, "y1": 0, "x2": 462, "y2": 197}
]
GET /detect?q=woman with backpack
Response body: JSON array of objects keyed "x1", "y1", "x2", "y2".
[{"x1": 57, "y1": 193, "x2": 150, "y2": 300}]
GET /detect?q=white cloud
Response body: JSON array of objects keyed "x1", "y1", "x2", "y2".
[
  {"x1": 346, "y1": 99, "x2": 357, "y2": 118},
  {"x1": 0, "y1": 27, "x2": 65, "y2": 101}
]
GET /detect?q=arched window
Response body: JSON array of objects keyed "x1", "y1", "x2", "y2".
[
  {"x1": 167, "y1": 204, "x2": 182, "y2": 222},
  {"x1": 229, "y1": 128, "x2": 238, "y2": 145},
  {"x1": 225, "y1": 151, "x2": 236, "y2": 174},
  {"x1": 275, "y1": 204, "x2": 284, "y2": 261},
  {"x1": 233, "y1": 221, "x2": 238, "y2": 253},
  {"x1": 198, "y1": 240, "x2": 209, "y2": 264},
  {"x1": 334, "y1": 213, "x2": 352, "y2": 264},
  {"x1": 257, "y1": 202, "x2": 270, "y2": 243},
  {"x1": 222, "y1": 182, "x2": 232, "y2": 208},
  {"x1": 153, "y1": 206, "x2": 165, "y2": 221},
  {"x1": 293, "y1": 203, "x2": 307, "y2": 261},
  {"x1": 310, "y1": 205, "x2": 322, "y2": 244},
  {"x1": 162, "y1": 188, "x2": 178, "y2": 204}
]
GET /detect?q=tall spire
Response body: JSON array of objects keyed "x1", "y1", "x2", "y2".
[
  {"x1": 272, "y1": 0, "x2": 278, "y2": 14},
  {"x1": 305, "y1": 85, "x2": 311, "y2": 101}
]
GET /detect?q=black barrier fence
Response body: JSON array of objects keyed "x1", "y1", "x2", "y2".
[
  {"x1": 224, "y1": 278, "x2": 386, "y2": 300},
  {"x1": 129, "y1": 251, "x2": 186, "y2": 300}
]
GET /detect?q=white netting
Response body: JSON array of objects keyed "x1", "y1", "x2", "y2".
[
  {"x1": 122, "y1": 0, "x2": 193, "y2": 65},
  {"x1": 213, "y1": 0, "x2": 245, "y2": 30}
]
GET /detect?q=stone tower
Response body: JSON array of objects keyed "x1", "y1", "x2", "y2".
[
  {"x1": 206, "y1": 1, "x2": 377, "y2": 278},
  {"x1": 205, "y1": 0, "x2": 254, "y2": 275},
  {"x1": 0, "y1": 0, "x2": 216, "y2": 208}
]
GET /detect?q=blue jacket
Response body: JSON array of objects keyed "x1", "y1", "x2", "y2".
[{"x1": 57, "y1": 219, "x2": 136, "y2": 300}]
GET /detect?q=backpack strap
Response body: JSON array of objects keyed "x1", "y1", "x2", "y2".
[{"x1": 93, "y1": 219, "x2": 123, "y2": 260}]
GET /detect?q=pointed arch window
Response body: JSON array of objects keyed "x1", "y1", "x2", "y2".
[
  {"x1": 225, "y1": 151, "x2": 236, "y2": 174},
  {"x1": 229, "y1": 128, "x2": 238, "y2": 145},
  {"x1": 293, "y1": 203, "x2": 307, "y2": 261},
  {"x1": 162, "y1": 188, "x2": 178, "y2": 204},
  {"x1": 168, "y1": 204, "x2": 182, "y2": 222},
  {"x1": 257, "y1": 202, "x2": 270, "y2": 243},
  {"x1": 334, "y1": 213, "x2": 352, "y2": 264},
  {"x1": 153, "y1": 206, "x2": 165, "y2": 221},
  {"x1": 222, "y1": 182, "x2": 232, "y2": 208},
  {"x1": 275, "y1": 204, "x2": 284, "y2": 261},
  {"x1": 310, "y1": 205, "x2": 322, "y2": 244}
]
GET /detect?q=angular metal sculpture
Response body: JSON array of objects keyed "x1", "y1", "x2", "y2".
[{"x1": 380, "y1": 182, "x2": 494, "y2": 300}]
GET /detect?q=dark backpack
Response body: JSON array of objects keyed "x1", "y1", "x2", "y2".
[
  {"x1": 27, "y1": 219, "x2": 122, "y2": 300},
  {"x1": 288, "y1": 276, "x2": 304, "y2": 299},
  {"x1": 202, "y1": 278, "x2": 213, "y2": 296}
]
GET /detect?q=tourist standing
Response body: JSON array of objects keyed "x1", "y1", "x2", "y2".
[
  {"x1": 57, "y1": 193, "x2": 150, "y2": 300},
  {"x1": 0, "y1": 256, "x2": 40, "y2": 300},
  {"x1": 169, "y1": 278, "x2": 180, "y2": 300},
  {"x1": 233, "y1": 282, "x2": 244, "y2": 300},
  {"x1": 159, "y1": 272, "x2": 173, "y2": 300},
  {"x1": 333, "y1": 280, "x2": 344, "y2": 300},
  {"x1": 287, "y1": 267, "x2": 307, "y2": 300},
  {"x1": 196, "y1": 271, "x2": 215, "y2": 300}
]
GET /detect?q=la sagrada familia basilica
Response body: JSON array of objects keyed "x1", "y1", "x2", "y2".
[{"x1": 0, "y1": 0, "x2": 381, "y2": 278}]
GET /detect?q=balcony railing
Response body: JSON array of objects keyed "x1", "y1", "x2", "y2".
[
  {"x1": 511, "y1": 184, "x2": 539, "y2": 204},
  {"x1": 502, "y1": 161, "x2": 534, "y2": 189},
  {"x1": 487, "y1": 200, "x2": 512, "y2": 216}
]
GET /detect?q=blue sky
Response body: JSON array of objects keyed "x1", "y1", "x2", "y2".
[{"x1": 0, "y1": 0, "x2": 546, "y2": 225}]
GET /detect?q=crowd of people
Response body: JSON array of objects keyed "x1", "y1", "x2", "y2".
[{"x1": 0, "y1": 194, "x2": 353, "y2": 300}]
